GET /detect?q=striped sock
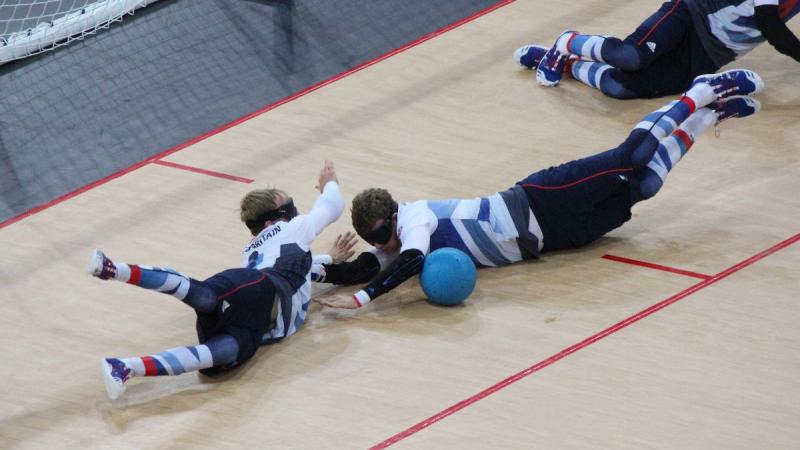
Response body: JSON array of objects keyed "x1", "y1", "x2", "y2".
[
  {"x1": 556, "y1": 32, "x2": 606, "y2": 62},
  {"x1": 568, "y1": 59, "x2": 612, "y2": 90},
  {"x1": 633, "y1": 98, "x2": 695, "y2": 140},
  {"x1": 123, "y1": 345, "x2": 214, "y2": 378},
  {"x1": 632, "y1": 82, "x2": 717, "y2": 140},
  {"x1": 111, "y1": 263, "x2": 191, "y2": 300},
  {"x1": 640, "y1": 108, "x2": 718, "y2": 198}
]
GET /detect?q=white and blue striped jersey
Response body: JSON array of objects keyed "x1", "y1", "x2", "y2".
[
  {"x1": 391, "y1": 185, "x2": 543, "y2": 268},
  {"x1": 686, "y1": 0, "x2": 800, "y2": 65},
  {"x1": 241, "y1": 182, "x2": 344, "y2": 343}
]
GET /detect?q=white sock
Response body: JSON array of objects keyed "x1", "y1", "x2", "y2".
[{"x1": 684, "y1": 83, "x2": 716, "y2": 110}]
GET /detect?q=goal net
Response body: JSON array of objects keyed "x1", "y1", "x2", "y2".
[{"x1": 1, "y1": 0, "x2": 161, "y2": 65}]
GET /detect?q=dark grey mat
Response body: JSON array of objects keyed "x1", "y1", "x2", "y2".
[{"x1": 0, "y1": 0, "x2": 500, "y2": 223}]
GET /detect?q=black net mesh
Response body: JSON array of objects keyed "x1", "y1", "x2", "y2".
[{"x1": 0, "y1": 0, "x2": 500, "y2": 223}]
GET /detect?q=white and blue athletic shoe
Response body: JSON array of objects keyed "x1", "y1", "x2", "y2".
[
  {"x1": 535, "y1": 46, "x2": 568, "y2": 87},
  {"x1": 87, "y1": 249, "x2": 117, "y2": 280},
  {"x1": 692, "y1": 69, "x2": 765, "y2": 100},
  {"x1": 513, "y1": 44, "x2": 548, "y2": 69},
  {"x1": 101, "y1": 357, "x2": 131, "y2": 400},
  {"x1": 710, "y1": 95, "x2": 761, "y2": 123}
]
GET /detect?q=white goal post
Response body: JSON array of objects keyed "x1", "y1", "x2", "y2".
[{"x1": 1, "y1": 0, "x2": 161, "y2": 65}]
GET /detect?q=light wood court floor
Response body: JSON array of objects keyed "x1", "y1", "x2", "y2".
[{"x1": 2, "y1": 1, "x2": 798, "y2": 448}]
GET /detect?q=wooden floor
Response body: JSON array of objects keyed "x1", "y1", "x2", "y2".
[{"x1": 2, "y1": 1, "x2": 799, "y2": 448}]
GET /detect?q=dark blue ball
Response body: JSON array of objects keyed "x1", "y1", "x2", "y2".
[{"x1": 420, "y1": 248, "x2": 477, "y2": 306}]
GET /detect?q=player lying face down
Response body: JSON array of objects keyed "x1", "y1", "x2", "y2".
[
  {"x1": 313, "y1": 71, "x2": 764, "y2": 309},
  {"x1": 90, "y1": 161, "x2": 348, "y2": 399},
  {"x1": 515, "y1": 0, "x2": 799, "y2": 99}
]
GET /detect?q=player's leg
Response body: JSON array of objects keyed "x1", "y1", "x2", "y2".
[
  {"x1": 519, "y1": 71, "x2": 763, "y2": 251},
  {"x1": 99, "y1": 268, "x2": 276, "y2": 399},
  {"x1": 627, "y1": 69, "x2": 764, "y2": 168},
  {"x1": 101, "y1": 334, "x2": 238, "y2": 400},
  {"x1": 564, "y1": 59, "x2": 643, "y2": 99},
  {"x1": 526, "y1": 93, "x2": 750, "y2": 250},
  {"x1": 567, "y1": 44, "x2": 694, "y2": 100},
  {"x1": 515, "y1": 78, "x2": 727, "y2": 204},
  {"x1": 87, "y1": 250, "x2": 217, "y2": 313},
  {"x1": 560, "y1": 1, "x2": 691, "y2": 70},
  {"x1": 532, "y1": 1, "x2": 692, "y2": 87},
  {"x1": 517, "y1": 89, "x2": 702, "y2": 251},
  {"x1": 638, "y1": 95, "x2": 761, "y2": 199}
]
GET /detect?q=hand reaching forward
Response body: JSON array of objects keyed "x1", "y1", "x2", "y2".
[{"x1": 328, "y1": 232, "x2": 358, "y2": 263}]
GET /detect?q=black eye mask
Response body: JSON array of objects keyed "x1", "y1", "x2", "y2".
[
  {"x1": 362, "y1": 217, "x2": 393, "y2": 245},
  {"x1": 245, "y1": 199, "x2": 298, "y2": 230}
]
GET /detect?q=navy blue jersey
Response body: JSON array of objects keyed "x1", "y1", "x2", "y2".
[{"x1": 685, "y1": 0, "x2": 800, "y2": 65}]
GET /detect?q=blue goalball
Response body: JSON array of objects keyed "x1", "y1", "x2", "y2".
[{"x1": 419, "y1": 248, "x2": 477, "y2": 306}]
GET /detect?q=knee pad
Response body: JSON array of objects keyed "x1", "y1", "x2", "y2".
[
  {"x1": 638, "y1": 169, "x2": 663, "y2": 200},
  {"x1": 600, "y1": 73, "x2": 639, "y2": 100},
  {"x1": 604, "y1": 42, "x2": 643, "y2": 71},
  {"x1": 630, "y1": 133, "x2": 660, "y2": 168}
]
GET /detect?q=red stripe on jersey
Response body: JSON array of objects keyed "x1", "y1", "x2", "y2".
[
  {"x1": 141, "y1": 356, "x2": 159, "y2": 376},
  {"x1": 128, "y1": 265, "x2": 142, "y2": 285}
]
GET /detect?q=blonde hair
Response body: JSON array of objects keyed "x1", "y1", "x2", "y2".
[{"x1": 240, "y1": 188, "x2": 288, "y2": 235}]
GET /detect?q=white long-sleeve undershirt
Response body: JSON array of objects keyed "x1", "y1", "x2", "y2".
[{"x1": 307, "y1": 181, "x2": 345, "y2": 237}]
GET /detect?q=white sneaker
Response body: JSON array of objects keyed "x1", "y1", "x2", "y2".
[
  {"x1": 87, "y1": 250, "x2": 117, "y2": 280},
  {"x1": 101, "y1": 357, "x2": 131, "y2": 400}
]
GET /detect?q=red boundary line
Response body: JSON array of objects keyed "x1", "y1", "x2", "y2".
[
  {"x1": 371, "y1": 232, "x2": 800, "y2": 449},
  {"x1": 601, "y1": 254, "x2": 711, "y2": 280},
  {"x1": 0, "y1": 0, "x2": 515, "y2": 231},
  {"x1": 152, "y1": 160, "x2": 254, "y2": 184}
]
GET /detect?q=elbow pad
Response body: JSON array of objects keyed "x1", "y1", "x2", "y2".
[
  {"x1": 363, "y1": 248, "x2": 425, "y2": 300},
  {"x1": 318, "y1": 252, "x2": 381, "y2": 285}
]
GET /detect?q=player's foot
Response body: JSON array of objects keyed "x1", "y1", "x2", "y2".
[
  {"x1": 710, "y1": 95, "x2": 761, "y2": 123},
  {"x1": 101, "y1": 357, "x2": 131, "y2": 400},
  {"x1": 536, "y1": 29, "x2": 579, "y2": 87},
  {"x1": 536, "y1": 47, "x2": 568, "y2": 87},
  {"x1": 513, "y1": 45, "x2": 548, "y2": 69},
  {"x1": 692, "y1": 69, "x2": 764, "y2": 101},
  {"x1": 554, "y1": 29, "x2": 579, "y2": 54},
  {"x1": 87, "y1": 249, "x2": 116, "y2": 280}
]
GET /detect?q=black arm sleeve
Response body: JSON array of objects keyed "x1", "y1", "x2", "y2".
[
  {"x1": 755, "y1": 5, "x2": 800, "y2": 62},
  {"x1": 362, "y1": 248, "x2": 425, "y2": 301},
  {"x1": 320, "y1": 251, "x2": 381, "y2": 285}
]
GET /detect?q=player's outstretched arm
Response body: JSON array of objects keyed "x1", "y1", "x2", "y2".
[
  {"x1": 755, "y1": 4, "x2": 800, "y2": 62},
  {"x1": 308, "y1": 160, "x2": 345, "y2": 236},
  {"x1": 314, "y1": 250, "x2": 382, "y2": 285},
  {"x1": 315, "y1": 248, "x2": 425, "y2": 309}
]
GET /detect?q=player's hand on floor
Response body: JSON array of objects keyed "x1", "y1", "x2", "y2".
[
  {"x1": 328, "y1": 232, "x2": 358, "y2": 263},
  {"x1": 315, "y1": 293, "x2": 360, "y2": 309}
]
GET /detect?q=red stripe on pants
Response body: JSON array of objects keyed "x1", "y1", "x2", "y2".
[{"x1": 637, "y1": 0, "x2": 682, "y2": 46}]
